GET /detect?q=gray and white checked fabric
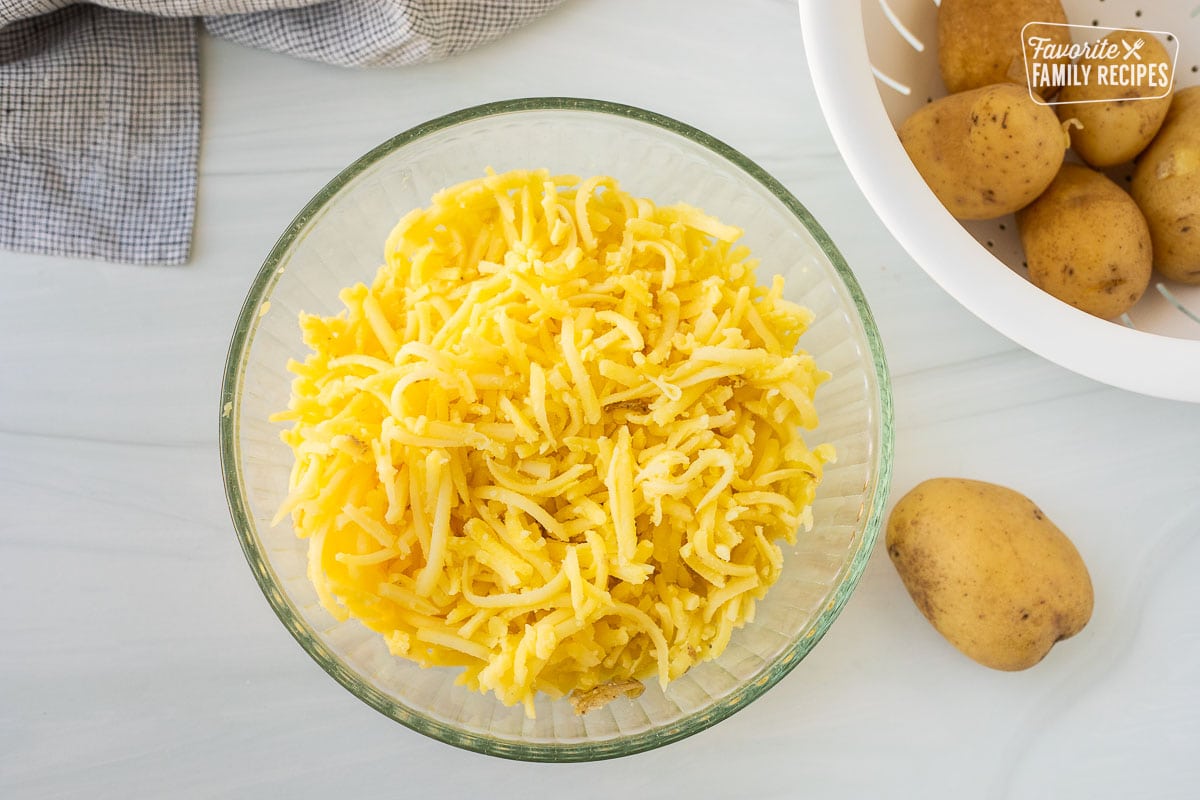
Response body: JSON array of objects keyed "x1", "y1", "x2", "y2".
[{"x1": 0, "y1": 1, "x2": 564, "y2": 265}]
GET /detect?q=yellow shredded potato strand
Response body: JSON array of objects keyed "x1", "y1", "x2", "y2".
[{"x1": 272, "y1": 169, "x2": 834, "y2": 715}]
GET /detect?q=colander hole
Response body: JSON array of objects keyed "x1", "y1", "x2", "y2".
[
  {"x1": 1091, "y1": 19, "x2": 1098, "y2": 26},
  {"x1": 986, "y1": 240, "x2": 995, "y2": 248},
  {"x1": 999, "y1": 223, "x2": 1007, "y2": 231},
  {"x1": 1193, "y1": 66, "x2": 1198, "y2": 73},
  {"x1": 1135, "y1": 9, "x2": 1142, "y2": 17},
  {"x1": 1167, "y1": 34, "x2": 1174, "y2": 42},
  {"x1": 1022, "y1": 260, "x2": 1028, "y2": 268}
]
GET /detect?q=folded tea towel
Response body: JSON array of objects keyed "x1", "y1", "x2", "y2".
[{"x1": 0, "y1": 1, "x2": 564, "y2": 265}]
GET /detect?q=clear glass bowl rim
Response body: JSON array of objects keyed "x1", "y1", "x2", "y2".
[{"x1": 219, "y1": 96, "x2": 895, "y2": 762}]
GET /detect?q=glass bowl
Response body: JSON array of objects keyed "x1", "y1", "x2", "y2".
[{"x1": 219, "y1": 98, "x2": 893, "y2": 761}]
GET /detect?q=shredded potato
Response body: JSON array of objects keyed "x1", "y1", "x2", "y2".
[{"x1": 272, "y1": 169, "x2": 834, "y2": 717}]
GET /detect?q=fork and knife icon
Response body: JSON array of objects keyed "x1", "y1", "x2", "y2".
[{"x1": 1120, "y1": 37, "x2": 1146, "y2": 60}]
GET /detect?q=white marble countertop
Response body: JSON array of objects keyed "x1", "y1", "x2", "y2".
[{"x1": 3, "y1": 0, "x2": 1198, "y2": 796}]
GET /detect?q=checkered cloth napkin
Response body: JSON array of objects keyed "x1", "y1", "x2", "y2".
[{"x1": 0, "y1": 1, "x2": 564, "y2": 265}]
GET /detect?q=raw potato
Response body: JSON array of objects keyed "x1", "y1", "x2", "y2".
[
  {"x1": 1131, "y1": 86, "x2": 1200, "y2": 284},
  {"x1": 1057, "y1": 32, "x2": 1174, "y2": 167},
  {"x1": 1017, "y1": 164, "x2": 1152, "y2": 318},
  {"x1": 899, "y1": 83, "x2": 1066, "y2": 220},
  {"x1": 886, "y1": 479, "x2": 1093, "y2": 672},
  {"x1": 938, "y1": 0, "x2": 1070, "y2": 95}
]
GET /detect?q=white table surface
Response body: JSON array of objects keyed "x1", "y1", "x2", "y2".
[{"x1": 3, "y1": 0, "x2": 1199, "y2": 797}]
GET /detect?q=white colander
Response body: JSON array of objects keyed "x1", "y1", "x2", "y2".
[{"x1": 799, "y1": 0, "x2": 1200, "y2": 402}]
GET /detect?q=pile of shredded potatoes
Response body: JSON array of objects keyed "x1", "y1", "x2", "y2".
[{"x1": 272, "y1": 169, "x2": 834, "y2": 717}]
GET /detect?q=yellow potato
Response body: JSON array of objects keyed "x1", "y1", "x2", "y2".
[
  {"x1": 1131, "y1": 86, "x2": 1200, "y2": 284},
  {"x1": 1017, "y1": 164, "x2": 1152, "y2": 318},
  {"x1": 1057, "y1": 32, "x2": 1174, "y2": 167},
  {"x1": 886, "y1": 479, "x2": 1093, "y2": 672},
  {"x1": 938, "y1": 0, "x2": 1070, "y2": 95},
  {"x1": 900, "y1": 84, "x2": 1066, "y2": 220}
]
